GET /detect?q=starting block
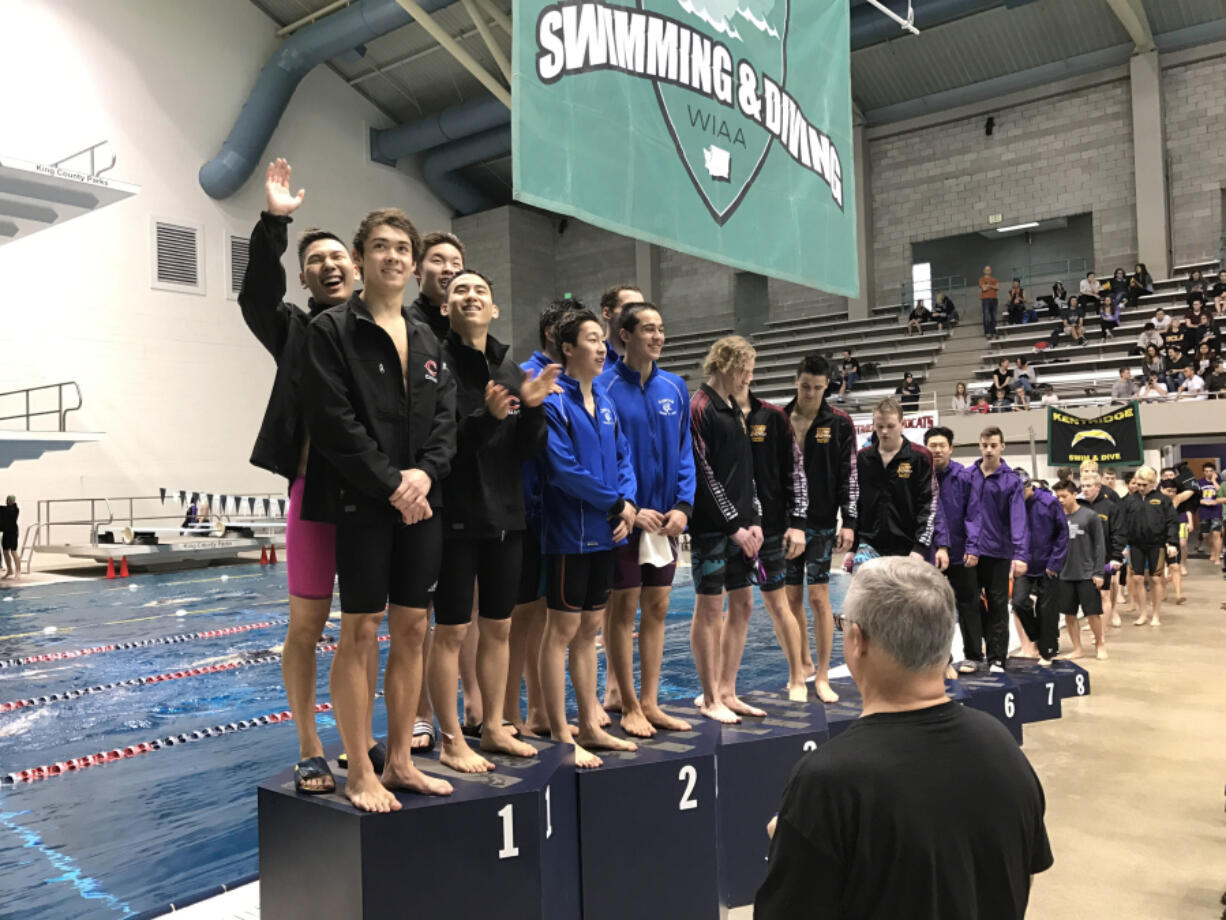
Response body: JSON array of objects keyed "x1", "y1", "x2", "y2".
[
  {"x1": 1005, "y1": 658, "x2": 1064, "y2": 722},
  {"x1": 576, "y1": 711, "x2": 721, "y2": 920},
  {"x1": 714, "y1": 689, "x2": 829, "y2": 908},
  {"x1": 258, "y1": 739, "x2": 579, "y2": 920},
  {"x1": 957, "y1": 671, "x2": 1024, "y2": 743}
]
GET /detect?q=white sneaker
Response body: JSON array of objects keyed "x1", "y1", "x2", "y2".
[{"x1": 989, "y1": 664, "x2": 1005, "y2": 674}]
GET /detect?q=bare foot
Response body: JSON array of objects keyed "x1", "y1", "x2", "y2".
[
  {"x1": 382, "y1": 761, "x2": 453, "y2": 797},
  {"x1": 603, "y1": 686, "x2": 623, "y2": 713},
  {"x1": 724, "y1": 695, "x2": 767, "y2": 718},
  {"x1": 1016, "y1": 646, "x2": 1040, "y2": 659},
  {"x1": 572, "y1": 741, "x2": 603, "y2": 769},
  {"x1": 1175, "y1": 596, "x2": 1187, "y2": 605},
  {"x1": 343, "y1": 772, "x2": 402, "y2": 812},
  {"x1": 1149, "y1": 618, "x2": 1161, "y2": 627},
  {"x1": 481, "y1": 727, "x2": 538, "y2": 759},
  {"x1": 814, "y1": 680, "x2": 840, "y2": 704},
  {"x1": 642, "y1": 705, "x2": 692, "y2": 732},
  {"x1": 1110, "y1": 613, "x2": 1121, "y2": 627},
  {"x1": 577, "y1": 726, "x2": 638, "y2": 753},
  {"x1": 1095, "y1": 646, "x2": 1109, "y2": 660},
  {"x1": 1133, "y1": 615, "x2": 1149, "y2": 626},
  {"x1": 597, "y1": 709, "x2": 612, "y2": 728},
  {"x1": 439, "y1": 738, "x2": 494, "y2": 774},
  {"x1": 1062, "y1": 649, "x2": 1085, "y2": 660},
  {"x1": 800, "y1": 663, "x2": 816, "y2": 683},
  {"x1": 788, "y1": 682, "x2": 810, "y2": 702},
  {"x1": 698, "y1": 698, "x2": 741, "y2": 724},
  {"x1": 617, "y1": 708, "x2": 657, "y2": 738}
]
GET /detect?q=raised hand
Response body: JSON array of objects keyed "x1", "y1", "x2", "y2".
[
  {"x1": 484, "y1": 381, "x2": 514, "y2": 420},
  {"x1": 265, "y1": 157, "x2": 305, "y2": 217},
  {"x1": 521, "y1": 364, "x2": 563, "y2": 405}
]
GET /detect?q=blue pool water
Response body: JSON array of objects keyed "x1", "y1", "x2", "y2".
[{"x1": 0, "y1": 565, "x2": 847, "y2": 918}]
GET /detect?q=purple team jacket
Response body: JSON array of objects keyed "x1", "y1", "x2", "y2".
[
  {"x1": 965, "y1": 459, "x2": 1028, "y2": 561},
  {"x1": 931, "y1": 460, "x2": 973, "y2": 563},
  {"x1": 1023, "y1": 487, "x2": 1070, "y2": 576}
]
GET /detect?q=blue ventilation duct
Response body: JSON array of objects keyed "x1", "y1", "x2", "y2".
[
  {"x1": 422, "y1": 126, "x2": 511, "y2": 215},
  {"x1": 369, "y1": 95, "x2": 510, "y2": 166},
  {"x1": 200, "y1": 0, "x2": 457, "y2": 199},
  {"x1": 851, "y1": 0, "x2": 1006, "y2": 51}
]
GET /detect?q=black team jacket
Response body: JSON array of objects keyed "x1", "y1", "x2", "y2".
[
  {"x1": 302, "y1": 291, "x2": 457, "y2": 524},
  {"x1": 690, "y1": 384, "x2": 761, "y2": 534},
  {"x1": 409, "y1": 292, "x2": 450, "y2": 342},
  {"x1": 1117, "y1": 489, "x2": 1180, "y2": 546},
  {"x1": 854, "y1": 439, "x2": 938, "y2": 557},
  {"x1": 783, "y1": 395, "x2": 858, "y2": 531},
  {"x1": 238, "y1": 211, "x2": 333, "y2": 481},
  {"x1": 745, "y1": 393, "x2": 808, "y2": 534},
  {"x1": 440, "y1": 329, "x2": 547, "y2": 537}
]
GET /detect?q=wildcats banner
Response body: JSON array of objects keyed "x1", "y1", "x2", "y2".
[
  {"x1": 513, "y1": 0, "x2": 857, "y2": 294},
  {"x1": 851, "y1": 410, "x2": 939, "y2": 450},
  {"x1": 1047, "y1": 402, "x2": 1143, "y2": 465}
]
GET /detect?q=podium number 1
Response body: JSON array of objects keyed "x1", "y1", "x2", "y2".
[
  {"x1": 678, "y1": 764, "x2": 698, "y2": 811},
  {"x1": 545, "y1": 785, "x2": 553, "y2": 839},
  {"x1": 498, "y1": 804, "x2": 520, "y2": 859}
]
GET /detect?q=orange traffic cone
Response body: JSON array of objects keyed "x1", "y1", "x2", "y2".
[
  {"x1": 269, "y1": 544, "x2": 278, "y2": 565},
  {"x1": 259, "y1": 545, "x2": 269, "y2": 566},
  {"x1": 106, "y1": 558, "x2": 116, "y2": 580},
  {"x1": 119, "y1": 557, "x2": 130, "y2": 578}
]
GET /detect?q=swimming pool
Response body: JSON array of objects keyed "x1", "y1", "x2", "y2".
[{"x1": 0, "y1": 565, "x2": 847, "y2": 918}]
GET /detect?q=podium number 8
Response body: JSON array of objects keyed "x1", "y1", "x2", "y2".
[
  {"x1": 1004, "y1": 692, "x2": 1015, "y2": 719},
  {"x1": 1075, "y1": 674, "x2": 1086, "y2": 695},
  {"x1": 678, "y1": 764, "x2": 698, "y2": 811}
]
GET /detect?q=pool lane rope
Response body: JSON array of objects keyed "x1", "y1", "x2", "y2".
[
  {"x1": 0, "y1": 635, "x2": 391, "y2": 714},
  {"x1": 0, "y1": 618, "x2": 291, "y2": 670}
]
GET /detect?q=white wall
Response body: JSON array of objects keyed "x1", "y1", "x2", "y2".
[{"x1": 0, "y1": 0, "x2": 452, "y2": 525}]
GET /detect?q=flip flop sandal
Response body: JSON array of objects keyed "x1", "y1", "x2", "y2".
[
  {"x1": 293, "y1": 756, "x2": 335, "y2": 795},
  {"x1": 412, "y1": 719, "x2": 437, "y2": 753},
  {"x1": 337, "y1": 740, "x2": 387, "y2": 774},
  {"x1": 460, "y1": 720, "x2": 519, "y2": 739}
]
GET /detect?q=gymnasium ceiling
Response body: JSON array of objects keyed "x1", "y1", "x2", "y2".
[{"x1": 244, "y1": 0, "x2": 1226, "y2": 207}]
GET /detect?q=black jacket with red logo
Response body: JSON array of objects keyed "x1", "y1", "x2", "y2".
[
  {"x1": 784, "y1": 395, "x2": 858, "y2": 530},
  {"x1": 302, "y1": 291, "x2": 457, "y2": 524},
  {"x1": 854, "y1": 439, "x2": 938, "y2": 557},
  {"x1": 690, "y1": 384, "x2": 760, "y2": 534},
  {"x1": 745, "y1": 393, "x2": 807, "y2": 535}
]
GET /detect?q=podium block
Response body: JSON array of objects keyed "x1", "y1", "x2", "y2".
[
  {"x1": 258, "y1": 739, "x2": 579, "y2": 920},
  {"x1": 824, "y1": 677, "x2": 864, "y2": 737},
  {"x1": 957, "y1": 671, "x2": 1024, "y2": 743},
  {"x1": 1004, "y1": 658, "x2": 1063, "y2": 723},
  {"x1": 1048, "y1": 659, "x2": 1091, "y2": 699},
  {"x1": 576, "y1": 711, "x2": 721, "y2": 920},
  {"x1": 944, "y1": 677, "x2": 971, "y2": 702},
  {"x1": 715, "y1": 689, "x2": 830, "y2": 908}
]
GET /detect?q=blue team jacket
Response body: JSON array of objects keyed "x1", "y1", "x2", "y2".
[
  {"x1": 1024, "y1": 487, "x2": 1070, "y2": 575},
  {"x1": 597, "y1": 360, "x2": 696, "y2": 519},
  {"x1": 540, "y1": 374, "x2": 638, "y2": 554},
  {"x1": 520, "y1": 350, "x2": 554, "y2": 534},
  {"x1": 931, "y1": 459, "x2": 973, "y2": 563},
  {"x1": 965, "y1": 459, "x2": 1028, "y2": 561}
]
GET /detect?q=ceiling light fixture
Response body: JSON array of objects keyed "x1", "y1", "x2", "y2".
[{"x1": 996, "y1": 222, "x2": 1039, "y2": 233}]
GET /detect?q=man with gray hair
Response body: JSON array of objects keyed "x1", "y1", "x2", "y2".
[{"x1": 756, "y1": 557, "x2": 1053, "y2": 919}]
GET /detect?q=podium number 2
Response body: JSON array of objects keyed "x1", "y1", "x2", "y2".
[
  {"x1": 678, "y1": 764, "x2": 698, "y2": 811},
  {"x1": 1004, "y1": 692, "x2": 1015, "y2": 719},
  {"x1": 498, "y1": 804, "x2": 519, "y2": 859}
]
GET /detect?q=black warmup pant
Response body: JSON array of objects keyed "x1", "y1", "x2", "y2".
[
  {"x1": 1011, "y1": 572, "x2": 1059, "y2": 660},
  {"x1": 974, "y1": 556, "x2": 1012, "y2": 666},
  {"x1": 945, "y1": 564, "x2": 981, "y2": 662}
]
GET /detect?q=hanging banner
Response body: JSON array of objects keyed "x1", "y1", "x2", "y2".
[
  {"x1": 1047, "y1": 402, "x2": 1143, "y2": 465},
  {"x1": 513, "y1": 0, "x2": 857, "y2": 294},
  {"x1": 851, "y1": 410, "x2": 939, "y2": 450}
]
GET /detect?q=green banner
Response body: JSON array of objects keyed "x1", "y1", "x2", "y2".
[
  {"x1": 1046, "y1": 401, "x2": 1144, "y2": 465},
  {"x1": 513, "y1": 0, "x2": 857, "y2": 295}
]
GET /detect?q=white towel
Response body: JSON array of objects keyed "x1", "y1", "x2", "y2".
[{"x1": 638, "y1": 531, "x2": 674, "y2": 567}]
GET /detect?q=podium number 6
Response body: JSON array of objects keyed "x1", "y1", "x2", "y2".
[
  {"x1": 678, "y1": 764, "x2": 698, "y2": 811},
  {"x1": 1004, "y1": 692, "x2": 1015, "y2": 719},
  {"x1": 498, "y1": 804, "x2": 519, "y2": 859}
]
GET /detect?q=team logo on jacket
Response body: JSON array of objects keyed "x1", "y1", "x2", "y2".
[
  {"x1": 424, "y1": 359, "x2": 439, "y2": 383},
  {"x1": 507, "y1": 395, "x2": 521, "y2": 415},
  {"x1": 814, "y1": 426, "x2": 831, "y2": 444},
  {"x1": 658, "y1": 397, "x2": 677, "y2": 416},
  {"x1": 897, "y1": 461, "x2": 912, "y2": 479},
  {"x1": 600, "y1": 407, "x2": 615, "y2": 425},
  {"x1": 749, "y1": 423, "x2": 767, "y2": 443}
]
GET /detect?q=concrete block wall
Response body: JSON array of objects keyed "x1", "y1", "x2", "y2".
[
  {"x1": 867, "y1": 78, "x2": 1138, "y2": 304},
  {"x1": 1163, "y1": 54, "x2": 1226, "y2": 266}
]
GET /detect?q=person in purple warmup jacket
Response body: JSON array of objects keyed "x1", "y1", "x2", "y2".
[{"x1": 1011, "y1": 473, "x2": 1069, "y2": 664}]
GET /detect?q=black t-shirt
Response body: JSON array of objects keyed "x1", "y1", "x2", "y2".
[
  {"x1": 992, "y1": 369, "x2": 1012, "y2": 391},
  {"x1": 843, "y1": 357, "x2": 860, "y2": 375},
  {"x1": 756, "y1": 701, "x2": 1052, "y2": 920}
]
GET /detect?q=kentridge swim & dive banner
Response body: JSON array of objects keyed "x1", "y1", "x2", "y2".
[
  {"x1": 513, "y1": 0, "x2": 858, "y2": 295},
  {"x1": 1047, "y1": 401, "x2": 1143, "y2": 465}
]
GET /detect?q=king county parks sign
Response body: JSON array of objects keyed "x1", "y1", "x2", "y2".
[{"x1": 513, "y1": 0, "x2": 857, "y2": 296}]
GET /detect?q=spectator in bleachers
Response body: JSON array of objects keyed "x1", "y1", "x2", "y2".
[
  {"x1": 1177, "y1": 364, "x2": 1207, "y2": 400},
  {"x1": 1211, "y1": 269, "x2": 1226, "y2": 315},
  {"x1": 1106, "y1": 268, "x2": 1129, "y2": 308},
  {"x1": 1063, "y1": 314, "x2": 1088, "y2": 348},
  {"x1": 1111, "y1": 367, "x2": 1137, "y2": 404},
  {"x1": 972, "y1": 395, "x2": 990, "y2": 413},
  {"x1": 1006, "y1": 279, "x2": 1026, "y2": 325},
  {"x1": 1079, "y1": 271, "x2": 1102, "y2": 312},
  {"x1": 1161, "y1": 316, "x2": 1185, "y2": 354},
  {"x1": 1185, "y1": 298, "x2": 1209, "y2": 348},
  {"x1": 951, "y1": 381, "x2": 971, "y2": 413},
  {"x1": 1142, "y1": 343, "x2": 1166, "y2": 379},
  {"x1": 1013, "y1": 381, "x2": 1030, "y2": 411},
  {"x1": 1186, "y1": 268, "x2": 1205, "y2": 293},
  {"x1": 1195, "y1": 342, "x2": 1215, "y2": 377},
  {"x1": 896, "y1": 372, "x2": 921, "y2": 411},
  {"x1": 840, "y1": 350, "x2": 860, "y2": 389},
  {"x1": 1165, "y1": 344, "x2": 1192, "y2": 391},
  {"x1": 991, "y1": 385, "x2": 1015, "y2": 413},
  {"x1": 907, "y1": 301, "x2": 928, "y2": 337},
  {"x1": 1039, "y1": 385, "x2": 1059, "y2": 406},
  {"x1": 1128, "y1": 263, "x2": 1154, "y2": 307},
  {"x1": 1052, "y1": 281, "x2": 1070, "y2": 319},
  {"x1": 1151, "y1": 306, "x2": 1172, "y2": 332},
  {"x1": 1013, "y1": 356, "x2": 1036, "y2": 396},
  {"x1": 1132, "y1": 322, "x2": 1162, "y2": 356},
  {"x1": 932, "y1": 292, "x2": 957, "y2": 329},
  {"x1": 1141, "y1": 373, "x2": 1169, "y2": 403},
  {"x1": 979, "y1": 266, "x2": 1000, "y2": 339},
  {"x1": 1205, "y1": 357, "x2": 1226, "y2": 394},
  {"x1": 1098, "y1": 294, "x2": 1121, "y2": 339},
  {"x1": 991, "y1": 358, "x2": 1012, "y2": 395}
]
